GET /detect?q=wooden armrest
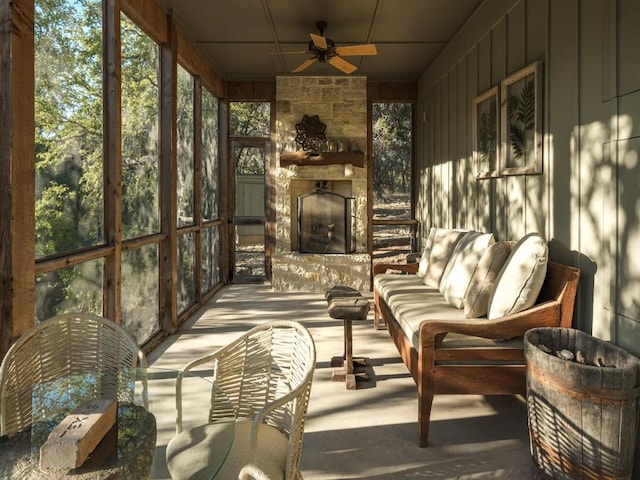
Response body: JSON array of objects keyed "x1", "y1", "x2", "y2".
[
  {"x1": 373, "y1": 262, "x2": 419, "y2": 276},
  {"x1": 419, "y1": 301, "x2": 562, "y2": 349},
  {"x1": 406, "y1": 252, "x2": 422, "y2": 263}
]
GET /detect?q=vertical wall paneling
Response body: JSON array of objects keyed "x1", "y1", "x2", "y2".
[
  {"x1": 415, "y1": 0, "x2": 640, "y2": 385},
  {"x1": 492, "y1": 19, "x2": 508, "y2": 239},
  {"x1": 506, "y1": 4, "x2": 527, "y2": 239},
  {"x1": 433, "y1": 83, "x2": 443, "y2": 226},
  {"x1": 442, "y1": 77, "x2": 450, "y2": 227},
  {"x1": 457, "y1": 59, "x2": 469, "y2": 228},
  {"x1": 614, "y1": 0, "x2": 640, "y2": 352},
  {"x1": 574, "y1": 0, "x2": 607, "y2": 333},
  {"x1": 617, "y1": 0, "x2": 640, "y2": 97},
  {"x1": 548, "y1": 0, "x2": 579, "y2": 254},
  {"x1": 602, "y1": 0, "x2": 618, "y2": 340},
  {"x1": 615, "y1": 137, "x2": 640, "y2": 346},
  {"x1": 476, "y1": 37, "x2": 493, "y2": 231},
  {"x1": 467, "y1": 47, "x2": 480, "y2": 230},
  {"x1": 448, "y1": 70, "x2": 460, "y2": 226},
  {"x1": 524, "y1": 0, "x2": 547, "y2": 236}
]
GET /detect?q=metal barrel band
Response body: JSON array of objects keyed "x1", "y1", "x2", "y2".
[{"x1": 527, "y1": 362, "x2": 640, "y2": 402}]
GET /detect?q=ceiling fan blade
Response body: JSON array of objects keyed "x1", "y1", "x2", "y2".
[
  {"x1": 335, "y1": 44, "x2": 377, "y2": 56},
  {"x1": 310, "y1": 33, "x2": 328, "y2": 50},
  {"x1": 328, "y1": 56, "x2": 357, "y2": 74},
  {"x1": 269, "y1": 51, "x2": 310, "y2": 55},
  {"x1": 292, "y1": 57, "x2": 318, "y2": 73}
]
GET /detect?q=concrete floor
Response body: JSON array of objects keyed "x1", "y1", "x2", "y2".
[{"x1": 146, "y1": 283, "x2": 534, "y2": 479}]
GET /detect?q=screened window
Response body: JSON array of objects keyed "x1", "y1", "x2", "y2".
[
  {"x1": 120, "y1": 13, "x2": 161, "y2": 343},
  {"x1": 178, "y1": 233, "x2": 196, "y2": 313},
  {"x1": 121, "y1": 13, "x2": 160, "y2": 239},
  {"x1": 121, "y1": 244, "x2": 159, "y2": 342},
  {"x1": 35, "y1": 0, "x2": 104, "y2": 258},
  {"x1": 32, "y1": 1, "x2": 222, "y2": 337},
  {"x1": 177, "y1": 65, "x2": 195, "y2": 228},
  {"x1": 372, "y1": 103, "x2": 414, "y2": 262},
  {"x1": 35, "y1": 261, "x2": 103, "y2": 322},
  {"x1": 372, "y1": 103, "x2": 412, "y2": 219},
  {"x1": 202, "y1": 88, "x2": 219, "y2": 222}
]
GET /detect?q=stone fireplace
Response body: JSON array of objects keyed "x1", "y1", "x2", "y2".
[{"x1": 272, "y1": 76, "x2": 371, "y2": 292}]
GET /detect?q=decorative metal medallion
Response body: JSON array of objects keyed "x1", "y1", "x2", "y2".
[{"x1": 295, "y1": 114, "x2": 326, "y2": 151}]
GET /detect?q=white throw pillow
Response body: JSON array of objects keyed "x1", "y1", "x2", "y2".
[
  {"x1": 439, "y1": 232, "x2": 495, "y2": 308},
  {"x1": 422, "y1": 228, "x2": 467, "y2": 287},
  {"x1": 487, "y1": 233, "x2": 548, "y2": 319},
  {"x1": 463, "y1": 241, "x2": 513, "y2": 318},
  {"x1": 417, "y1": 228, "x2": 437, "y2": 277}
]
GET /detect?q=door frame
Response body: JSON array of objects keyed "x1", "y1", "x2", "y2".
[{"x1": 227, "y1": 137, "x2": 274, "y2": 282}]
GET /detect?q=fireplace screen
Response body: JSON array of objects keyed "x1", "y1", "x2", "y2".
[{"x1": 298, "y1": 190, "x2": 355, "y2": 254}]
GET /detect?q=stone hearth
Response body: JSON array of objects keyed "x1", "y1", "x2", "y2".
[{"x1": 272, "y1": 76, "x2": 371, "y2": 292}]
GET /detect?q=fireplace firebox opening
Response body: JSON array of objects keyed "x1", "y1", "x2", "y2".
[{"x1": 297, "y1": 181, "x2": 355, "y2": 254}]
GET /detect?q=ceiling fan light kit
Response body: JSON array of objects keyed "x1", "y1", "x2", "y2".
[{"x1": 289, "y1": 20, "x2": 377, "y2": 74}]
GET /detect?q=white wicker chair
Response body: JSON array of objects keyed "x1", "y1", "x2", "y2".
[
  {"x1": 239, "y1": 463, "x2": 273, "y2": 480},
  {"x1": 0, "y1": 312, "x2": 147, "y2": 437},
  {"x1": 166, "y1": 320, "x2": 316, "y2": 480}
]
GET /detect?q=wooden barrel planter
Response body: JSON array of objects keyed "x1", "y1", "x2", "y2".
[{"x1": 524, "y1": 327, "x2": 640, "y2": 480}]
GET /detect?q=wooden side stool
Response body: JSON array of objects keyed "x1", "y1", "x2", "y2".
[{"x1": 325, "y1": 286, "x2": 370, "y2": 390}]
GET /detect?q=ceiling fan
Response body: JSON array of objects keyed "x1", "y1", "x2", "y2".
[{"x1": 287, "y1": 21, "x2": 377, "y2": 74}]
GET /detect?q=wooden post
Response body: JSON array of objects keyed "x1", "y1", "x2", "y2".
[
  {"x1": 0, "y1": 0, "x2": 36, "y2": 358},
  {"x1": 103, "y1": 0, "x2": 122, "y2": 322},
  {"x1": 159, "y1": 12, "x2": 178, "y2": 331}
]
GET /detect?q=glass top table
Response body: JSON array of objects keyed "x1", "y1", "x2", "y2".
[{"x1": 0, "y1": 367, "x2": 233, "y2": 480}]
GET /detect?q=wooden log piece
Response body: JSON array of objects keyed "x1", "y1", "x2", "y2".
[{"x1": 40, "y1": 398, "x2": 117, "y2": 470}]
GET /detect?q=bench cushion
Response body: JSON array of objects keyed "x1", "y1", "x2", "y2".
[
  {"x1": 463, "y1": 241, "x2": 514, "y2": 318},
  {"x1": 439, "y1": 232, "x2": 495, "y2": 308},
  {"x1": 417, "y1": 227, "x2": 437, "y2": 277},
  {"x1": 422, "y1": 228, "x2": 467, "y2": 287},
  {"x1": 488, "y1": 233, "x2": 548, "y2": 319},
  {"x1": 374, "y1": 273, "x2": 438, "y2": 305},
  {"x1": 377, "y1": 280, "x2": 465, "y2": 350}
]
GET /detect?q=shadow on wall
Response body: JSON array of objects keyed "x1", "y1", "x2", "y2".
[{"x1": 547, "y1": 239, "x2": 596, "y2": 334}]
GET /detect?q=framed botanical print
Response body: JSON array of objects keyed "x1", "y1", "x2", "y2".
[
  {"x1": 472, "y1": 86, "x2": 499, "y2": 179},
  {"x1": 500, "y1": 61, "x2": 543, "y2": 175}
]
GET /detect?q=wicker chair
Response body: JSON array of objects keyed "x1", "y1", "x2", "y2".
[
  {"x1": 166, "y1": 320, "x2": 317, "y2": 480},
  {"x1": 0, "y1": 312, "x2": 147, "y2": 438},
  {"x1": 239, "y1": 463, "x2": 272, "y2": 480}
]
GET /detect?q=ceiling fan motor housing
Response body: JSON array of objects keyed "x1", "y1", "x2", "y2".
[{"x1": 308, "y1": 37, "x2": 336, "y2": 61}]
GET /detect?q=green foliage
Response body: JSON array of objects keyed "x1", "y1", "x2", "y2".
[
  {"x1": 508, "y1": 78, "x2": 535, "y2": 161},
  {"x1": 372, "y1": 103, "x2": 412, "y2": 200},
  {"x1": 202, "y1": 90, "x2": 220, "y2": 220},
  {"x1": 35, "y1": 0, "x2": 104, "y2": 261},
  {"x1": 230, "y1": 102, "x2": 270, "y2": 136},
  {"x1": 230, "y1": 102, "x2": 270, "y2": 175},
  {"x1": 477, "y1": 101, "x2": 497, "y2": 164},
  {"x1": 177, "y1": 66, "x2": 195, "y2": 223},
  {"x1": 121, "y1": 14, "x2": 160, "y2": 238}
]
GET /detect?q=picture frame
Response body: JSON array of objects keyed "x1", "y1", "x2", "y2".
[
  {"x1": 471, "y1": 86, "x2": 499, "y2": 179},
  {"x1": 499, "y1": 61, "x2": 543, "y2": 175}
]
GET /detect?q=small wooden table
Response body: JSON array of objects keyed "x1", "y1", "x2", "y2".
[
  {"x1": 0, "y1": 402, "x2": 156, "y2": 479},
  {"x1": 0, "y1": 368, "x2": 226, "y2": 479},
  {"x1": 326, "y1": 286, "x2": 370, "y2": 390}
]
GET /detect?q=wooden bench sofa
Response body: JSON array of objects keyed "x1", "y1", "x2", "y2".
[{"x1": 373, "y1": 229, "x2": 580, "y2": 447}]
